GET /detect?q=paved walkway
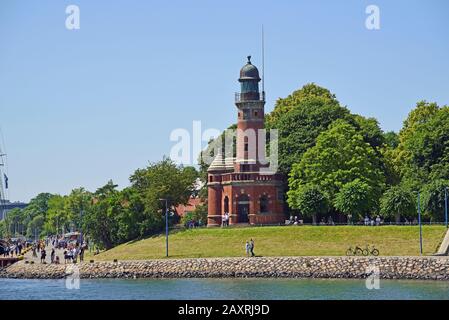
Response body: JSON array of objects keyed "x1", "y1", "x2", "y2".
[
  {"x1": 24, "y1": 245, "x2": 67, "y2": 264},
  {"x1": 436, "y1": 228, "x2": 449, "y2": 255}
]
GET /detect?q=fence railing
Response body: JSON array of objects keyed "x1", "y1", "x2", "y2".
[{"x1": 235, "y1": 91, "x2": 265, "y2": 103}]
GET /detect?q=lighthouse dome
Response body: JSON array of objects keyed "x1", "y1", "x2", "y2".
[{"x1": 239, "y1": 56, "x2": 261, "y2": 81}]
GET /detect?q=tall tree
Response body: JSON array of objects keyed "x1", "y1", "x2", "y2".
[
  {"x1": 394, "y1": 101, "x2": 444, "y2": 188},
  {"x1": 287, "y1": 184, "x2": 329, "y2": 224},
  {"x1": 334, "y1": 179, "x2": 373, "y2": 219},
  {"x1": 421, "y1": 179, "x2": 449, "y2": 221},
  {"x1": 380, "y1": 185, "x2": 416, "y2": 223},
  {"x1": 44, "y1": 195, "x2": 67, "y2": 235},
  {"x1": 288, "y1": 120, "x2": 385, "y2": 215},
  {"x1": 83, "y1": 180, "x2": 119, "y2": 249}
]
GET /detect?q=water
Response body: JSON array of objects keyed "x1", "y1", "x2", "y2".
[{"x1": 0, "y1": 278, "x2": 448, "y2": 300}]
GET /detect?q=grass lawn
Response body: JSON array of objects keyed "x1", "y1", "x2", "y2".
[{"x1": 86, "y1": 225, "x2": 447, "y2": 261}]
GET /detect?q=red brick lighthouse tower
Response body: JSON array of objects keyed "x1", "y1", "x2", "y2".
[{"x1": 207, "y1": 56, "x2": 285, "y2": 226}]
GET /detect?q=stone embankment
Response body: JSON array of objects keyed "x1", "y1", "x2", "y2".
[{"x1": 1, "y1": 256, "x2": 449, "y2": 280}]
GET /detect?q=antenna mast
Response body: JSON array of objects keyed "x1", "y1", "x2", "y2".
[
  {"x1": 0, "y1": 128, "x2": 7, "y2": 220},
  {"x1": 0, "y1": 150, "x2": 5, "y2": 221},
  {"x1": 262, "y1": 24, "x2": 265, "y2": 97}
]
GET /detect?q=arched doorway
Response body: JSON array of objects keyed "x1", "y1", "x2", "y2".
[
  {"x1": 237, "y1": 194, "x2": 250, "y2": 223},
  {"x1": 260, "y1": 195, "x2": 269, "y2": 213}
]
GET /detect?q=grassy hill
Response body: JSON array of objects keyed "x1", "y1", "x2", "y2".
[{"x1": 87, "y1": 225, "x2": 447, "y2": 261}]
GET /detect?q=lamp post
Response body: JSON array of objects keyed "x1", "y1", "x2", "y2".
[
  {"x1": 159, "y1": 198, "x2": 169, "y2": 258},
  {"x1": 417, "y1": 191, "x2": 423, "y2": 255},
  {"x1": 445, "y1": 187, "x2": 448, "y2": 229},
  {"x1": 79, "y1": 209, "x2": 84, "y2": 245}
]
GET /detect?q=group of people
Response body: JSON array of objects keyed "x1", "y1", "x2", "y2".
[
  {"x1": 185, "y1": 219, "x2": 204, "y2": 229},
  {"x1": 31, "y1": 236, "x2": 87, "y2": 264},
  {"x1": 245, "y1": 239, "x2": 255, "y2": 257},
  {"x1": 63, "y1": 244, "x2": 86, "y2": 264},
  {"x1": 363, "y1": 216, "x2": 382, "y2": 226},
  {"x1": 287, "y1": 216, "x2": 303, "y2": 225},
  {"x1": 1, "y1": 239, "x2": 28, "y2": 257},
  {"x1": 221, "y1": 212, "x2": 230, "y2": 227}
]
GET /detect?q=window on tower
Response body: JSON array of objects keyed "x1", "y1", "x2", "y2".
[{"x1": 241, "y1": 81, "x2": 259, "y2": 93}]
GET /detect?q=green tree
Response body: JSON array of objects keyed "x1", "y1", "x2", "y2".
[
  {"x1": 130, "y1": 157, "x2": 198, "y2": 216},
  {"x1": 266, "y1": 83, "x2": 339, "y2": 127},
  {"x1": 4, "y1": 208, "x2": 25, "y2": 236},
  {"x1": 180, "y1": 203, "x2": 208, "y2": 227},
  {"x1": 266, "y1": 85, "x2": 352, "y2": 175},
  {"x1": 380, "y1": 185, "x2": 416, "y2": 223},
  {"x1": 395, "y1": 101, "x2": 444, "y2": 187},
  {"x1": 288, "y1": 120, "x2": 385, "y2": 214},
  {"x1": 287, "y1": 184, "x2": 329, "y2": 224},
  {"x1": 65, "y1": 188, "x2": 92, "y2": 233},
  {"x1": 83, "y1": 180, "x2": 119, "y2": 249},
  {"x1": 114, "y1": 187, "x2": 146, "y2": 242},
  {"x1": 27, "y1": 214, "x2": 45, "y2": 239},
  {"x1": 43, "y1": 195, "x2": 67, "y2": 235},
  {"x1": 421, "y1": 180, "x2": 449, "y2": 221},
  {"x1": 334, "y1": 179, "x2": 372, "y2": 219},
  {"x1": 0, "y1": 220, "x2": 6, "y2": 238},
  {"x1": 383, "y1": 131, "x2": 399, "y2": 149},
  {"x1": 351, "y1": 115, "x2": 385, "y2": 150}
]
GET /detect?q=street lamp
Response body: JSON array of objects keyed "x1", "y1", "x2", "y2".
[
  {"x1": 445, "y1": 187, "x2": 448, "y2": 229},
  {"x1": 79, "y1": 209, "x2": 84, "y2": 245},
  {"x1": 417, "y1": 191, "x2": 423, "y2": 255},
  {"x1": 159, "y1": 198, "x2": 169, "y2": 258}
]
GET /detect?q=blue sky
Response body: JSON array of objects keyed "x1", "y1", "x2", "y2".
[{"x1": 1, "y1": 0, "x2": 448, "y2": 202}]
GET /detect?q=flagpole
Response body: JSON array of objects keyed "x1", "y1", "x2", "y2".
[{"x1": 0, "y1": 156, "x2": 5, "y2": 220}]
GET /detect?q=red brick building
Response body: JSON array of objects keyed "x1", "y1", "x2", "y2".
[
  {"x1": 207, "y1": 56, "x2": 285, "y2": 226},
  {"x1": 175, "y1": 197, "x2": 203, "y2": 217}
]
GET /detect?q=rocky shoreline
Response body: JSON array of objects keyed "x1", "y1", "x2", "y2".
[{"x1": 1, "y1": 256, "x2": 449, "y2": 281}]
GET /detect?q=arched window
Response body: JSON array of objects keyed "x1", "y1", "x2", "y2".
[
  {"x1": 224, "y1": 196, "x2": 229, "y2": 213},
  {"x1": 260, "y1": 195, "x2": 269, "y2": 213}
]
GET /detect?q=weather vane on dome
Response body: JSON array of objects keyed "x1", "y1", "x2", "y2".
[{"x1": 247, "y1": 55, "x2": 251, "y2": 64}]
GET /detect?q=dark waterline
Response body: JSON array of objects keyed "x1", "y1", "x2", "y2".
[{"x1": 1, "y1": 278, "x2": 449, "y2": 300}]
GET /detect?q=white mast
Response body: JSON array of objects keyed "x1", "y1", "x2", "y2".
[
  {"x1": 0, "y1": 152, "x2": 5, "y2": 221},
  {"x1": 0, "y1": 129, "x2": 7, "y2": 221},
  {"x1": 261, "y1": 24, "x2": 265, "y2": 97}
]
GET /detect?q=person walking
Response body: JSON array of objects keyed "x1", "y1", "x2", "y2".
[
  {"x1": 50, "y1": 248, "x2": 55, "y2": 264},
  {"x1": 79, "y1": 245, "x2": 85, "y2": 262},
  {"x1": 249, "y1": 239, "x2": 255, "y2": 257},
  {"x1": 72, "y1": 247, "x2": 78, "y2": 264},
  {"x1": 40, "y1": 248, "x2": 46, "y2": 264},
  {"x1": 245, "y1": 241, "x2": 250, "y2": 257}
]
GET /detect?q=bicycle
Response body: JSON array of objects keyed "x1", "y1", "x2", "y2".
[
  {"x1": 346, "y1": 245, "x2": 379, "y2": 256},
  {"x1": 363, "y1": 245, "x2": 379, "y2": 256},
  {"x1": 346, "y1": 246, "x2": 364, "y2": 256}
]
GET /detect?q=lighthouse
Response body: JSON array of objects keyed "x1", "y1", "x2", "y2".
[{"x1": 207, "y1": 56, "x2": 285, "y2": 226}]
